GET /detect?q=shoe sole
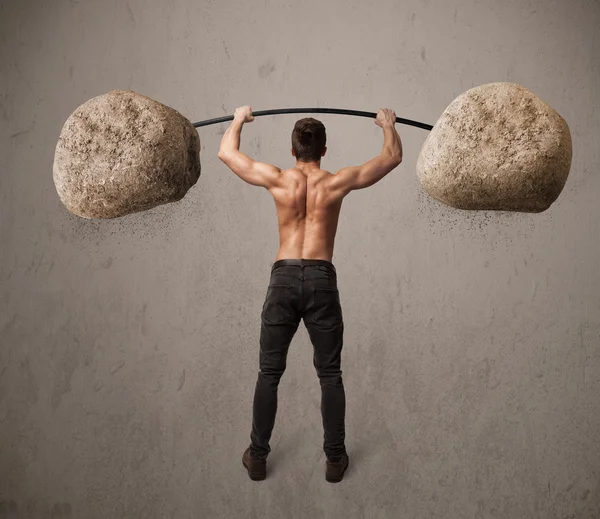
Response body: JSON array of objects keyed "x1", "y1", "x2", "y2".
[
  {"x1": 326, "y1": 458, "x2": 349, "y2": 483},
  {"x1": 242, "y1": 458, "x2": 266, "y2": 481}
]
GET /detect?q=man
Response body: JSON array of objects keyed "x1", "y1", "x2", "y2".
[{"x1": 218, "y1": 106, "x2": 402, "y2": 483}]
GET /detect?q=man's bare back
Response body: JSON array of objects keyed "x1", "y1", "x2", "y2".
[
  {"x1": 218, "y1": 107, "x2": 403, "y2": 262},
  {"x1": 268, "y1": 167, "x2": 343, "y2": 262}
]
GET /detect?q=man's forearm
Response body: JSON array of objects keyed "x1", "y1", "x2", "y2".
[
  {"x1": 381, "y1": 125, "x2": 402, "y2": 159},
  {"x1": 219, "y1": 119, "x2": 244, "y2": 154}
]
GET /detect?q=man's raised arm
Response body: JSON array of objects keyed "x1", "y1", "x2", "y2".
[
  {"x1": 330, "y1": 109, "x2": 402, "y2": 196},
  {"x1": 218, "y1": 106, "x2": 281, "y2": 189}
]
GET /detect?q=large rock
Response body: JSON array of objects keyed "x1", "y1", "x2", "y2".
[
  {"x1": 53, "y1": 90, "x2": 201, "y2": 219},
  {"x1": 416, "y1": 82, "x2": 572, "y2": 212}
]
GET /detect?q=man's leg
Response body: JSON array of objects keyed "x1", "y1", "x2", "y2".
[
  {"x1": 250, "y1": 283, "x2": 300, "y2": 460},
  {"x1": 304, "y1": 285, "x2": 347, "y2": 461}
]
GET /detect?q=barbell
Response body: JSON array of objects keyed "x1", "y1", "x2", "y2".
[
  {"x1": 192, "y1": 108, "x2": 433, "y2": 131},
  {"x1": 52, "y1": 82, "x2": 572, "y2": 219}
]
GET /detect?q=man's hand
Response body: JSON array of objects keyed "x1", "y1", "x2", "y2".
[
  {"x1": 375, "y1": 108, "x2": 397, "y2": 128},
  {"x1": 234, "y1": 106, "x2": 255, "y2": 123}
]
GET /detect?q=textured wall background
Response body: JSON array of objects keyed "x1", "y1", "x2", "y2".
[{"x1": 1, "y1": 0, "x2": 599, "y2": 518}]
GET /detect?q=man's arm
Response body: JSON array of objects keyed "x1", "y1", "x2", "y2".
[
  {"x1": 217, "y1": 106, "x2": 282, "y2": 190},
  {"x1": 330, "y1": 109, "x2": 402, "y2": 196}
]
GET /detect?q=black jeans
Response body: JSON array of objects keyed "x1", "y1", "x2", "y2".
[{"x1": 249, "y1": 258, "x2": 347, "y2": 461}]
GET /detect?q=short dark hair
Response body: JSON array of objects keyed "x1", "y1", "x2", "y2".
[{"x1": 291, "y1": 118, "x2": 326, "y2": 162}]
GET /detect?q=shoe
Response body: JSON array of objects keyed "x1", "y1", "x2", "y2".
[
  {"x1": 325, "y1": 453, "x2": 349, "y2": 483},
  {"x1": 242, "y1": 447, "x2": 266, "y2": 481}
]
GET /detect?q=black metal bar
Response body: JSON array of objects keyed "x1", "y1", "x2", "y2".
[{"x1": 192, "y1": 108, "x2": 433, "y2": 131}]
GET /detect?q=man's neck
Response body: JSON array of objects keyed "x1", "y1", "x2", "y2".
[{"x1": 295, "y1": 160, "x2": 321, "y2": 171}]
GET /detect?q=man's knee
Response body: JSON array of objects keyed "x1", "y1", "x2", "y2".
[
  {"x1": 259, "y1": 365, "x2": 287, "y2": 381},
  {"x1": 315, "y1": 367, "x2": 343, "y2": 384}
]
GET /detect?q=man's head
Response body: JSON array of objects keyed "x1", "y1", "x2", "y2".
[{"x1": 291, "y1": 118, "x2": 327, "y2": 163}]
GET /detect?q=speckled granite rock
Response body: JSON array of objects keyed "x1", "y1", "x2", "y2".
[
  {"x1": 53, "y1": 90, "x2": 201, "y2": 218},
  {"x1": 416, "y1": 82, "x2": 572, "y2": 213}
]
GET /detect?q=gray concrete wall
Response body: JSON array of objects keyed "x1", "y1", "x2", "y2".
[{"x1": 1, "y1": 0, "x2": 599, "y2": 517}]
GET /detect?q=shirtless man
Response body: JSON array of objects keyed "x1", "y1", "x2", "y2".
[{"x1": 218, "y1": 107, "x2": 402, "y2": 483}]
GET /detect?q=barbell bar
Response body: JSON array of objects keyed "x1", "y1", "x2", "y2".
[{"x1": 192, "y1": 108, "x2": 433, "y2": 131}]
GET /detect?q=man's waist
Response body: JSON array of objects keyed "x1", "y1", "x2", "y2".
[{"x1": 272, "y1": 258, "x2": 336, "y2": 273}]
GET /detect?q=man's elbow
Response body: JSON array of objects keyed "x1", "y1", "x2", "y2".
[
  {"x1": 387, "y1": 153, "x2": 402, "y2": 168},
  {"x1": 382, "y1": 150, "x2": 402, "y2": 167},
  {"x1": 217, "y1": 150, "x2": 229, "y2": 162}
]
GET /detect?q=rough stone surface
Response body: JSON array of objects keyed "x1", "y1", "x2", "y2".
[
  {"x1": 416, "y1": 82, "x2": 572, "y2": 213},
  {"x1": 53, "y1": 90, "x2": 201, "y2": 218}
]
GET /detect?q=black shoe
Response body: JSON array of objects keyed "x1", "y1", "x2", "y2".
[
  {"x1": 325, "y1": 453, "x2": 349, "y2": 483},
  {"x1": 242, "y1": 447, "x2": 266, "y2": 481}
]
